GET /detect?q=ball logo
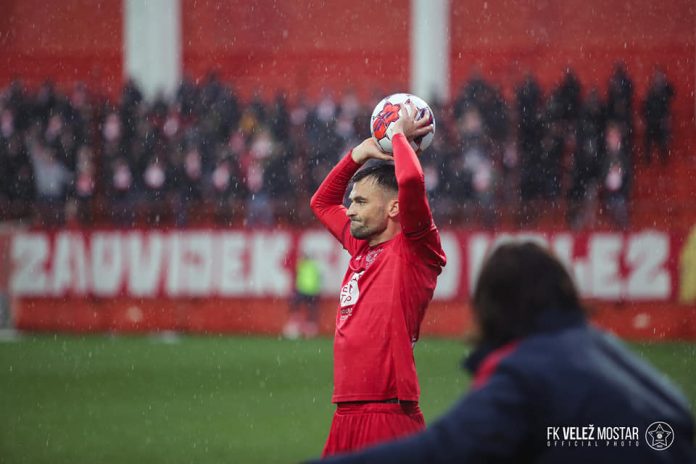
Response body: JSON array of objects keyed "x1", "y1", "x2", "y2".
[
  {"x1": 372, "y1": 102, "x2": 401, "y2": 139},
  {"x1": 645, "y1": 421, "x2": 674, "y2": 451}
]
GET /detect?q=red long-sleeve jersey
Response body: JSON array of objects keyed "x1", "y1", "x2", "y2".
[{"x1": 310, "y1": 134, "x2": 447, "y2": 403}]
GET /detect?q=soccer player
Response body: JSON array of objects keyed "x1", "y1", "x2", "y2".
[{"x1": 310, "y1": 101, "x2": 446, "y2": 456}]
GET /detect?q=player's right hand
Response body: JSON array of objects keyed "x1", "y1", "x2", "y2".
[{"x1": 351, "y1": 138, "x2": 393, "y2": 164}]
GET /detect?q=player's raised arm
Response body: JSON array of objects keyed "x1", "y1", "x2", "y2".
[
  {"x1": 390, "y1": 102, "x2": 437, "y2": 239},
  {"x1": 310, "y1": 140, "x2": 392, "y2": 252}
]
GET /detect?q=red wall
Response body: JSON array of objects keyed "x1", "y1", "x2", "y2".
[
  {"x1": 0, "y1": 0, "x2": 123, "y2": 95},
  {"x1": 179, "y1": 0, "x2": 695, "y2": 117},
  {"x1": 0, "y1": 0, "x2": 692, "y2": 114},
  {"x1": 181, "y1": 0, "x2": 411, "y2": 101},
  {"x1": 451, "y1": 0, "x2": 695, "y2": 126}
]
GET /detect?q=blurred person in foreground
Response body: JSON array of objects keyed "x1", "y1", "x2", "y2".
[
  {"x1": 311, "y1": 241, "x2": 695, "y2": 463},
  {"x1": 310, "y1": 102, "x2": 446, "y2": 456}
]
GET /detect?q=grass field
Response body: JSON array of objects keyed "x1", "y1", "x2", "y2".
[{"x1": 1, "y1": 334, "x2": 695, "y2": 464}]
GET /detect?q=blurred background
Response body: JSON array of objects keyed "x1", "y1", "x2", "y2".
[{"x1": 0, "y1": 1, "x2": 694, "y2": 463}]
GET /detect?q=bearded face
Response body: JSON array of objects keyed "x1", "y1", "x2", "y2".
[{"x1": 346, "y1": 178, "x2": 395, "y2": 240}]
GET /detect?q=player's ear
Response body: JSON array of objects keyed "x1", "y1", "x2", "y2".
[{"x1": 387, "y1": 199, "x2": 399, "y2": 218}]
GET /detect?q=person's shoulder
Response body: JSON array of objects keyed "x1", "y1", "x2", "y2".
[
  {"x1": 395, "y1": 226, "x2": 446, "y2": 262},
  {"x1": 513, "y1": 326, "x2": 690, "y2": 399},
  {"x1": 498, "y1": 325, "x2": 594, "y2": 376}
]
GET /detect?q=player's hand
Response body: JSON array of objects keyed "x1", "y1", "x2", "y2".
[
  {"x1": 391, "y1": 100, "x2": 433, "y2": 144},
  {"x1": 351, "y1": 138, "x2": 393, "y2": 164}
]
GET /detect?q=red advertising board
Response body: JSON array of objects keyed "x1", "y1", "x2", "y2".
[{"x1": 6, "y1": 228, "x2": 696, "y2": 339}]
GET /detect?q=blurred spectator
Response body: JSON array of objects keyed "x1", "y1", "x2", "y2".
[
  {"x1": 607, "y1": 62, "x2": 635, "y2": 154},
  {"x1": 0, "y1": 133, "x2": 35, "y2": 221},
  {"x1": 499, "y1": 136, "x2": 521, "y2": 213},
  {"x1": 73, "y1": 145, "x2": 96, "y2": 223},
  {"x1": 106, "y1": 156, "x2": 137, "y2": 227},
  {"x1": 458, "y1": 108, "x2": 497, "y2": 228},
  {"x1": 28, "y1": 141, "x2": 73, "y2": 227},
  {"x1": 173, "y1": 145, "x2": 204, "y2": 226},
  {"x1": 539, "y1": 119, "x2": 565, "y2": 202},
  {"x1": 642, "y1": 68, "x2": 675, "y2": 165},
  {"x1": 210, "y1": 144, "x2": 246, "y2": 226},
  {"x1": 142, "y1": 154, "x2": 174, "y2": 226},
  {"x1": 243, "y1": 128, "x2": 276, "y2": 226},
  {"x1": 270, "y1": 92, "x2": 290, "y2": 143},
  {"x1": 266, "y1": 147, "x2": 296, "y2": 223},
  {"x1": 454, "y1": 71, "x2": 509, "y2": 147},
  {"x1": 558, "y1": 68, "x2": 581, "y2": 121},
  {"x1": 567, "y1": 88, "x2": 604, "y2": 230},
  {"x1": 453, "y1": 69, "x2": 491, "y2": 120},
  {"x1": 600, "y1": 122, "x2": 631, "y2": 228},
  {"x1": 421, "y1": 123, "x2": 458, "y2": 225},
  {"x1": 516, "y1": 74, "x2": 545, "y2": 224}
]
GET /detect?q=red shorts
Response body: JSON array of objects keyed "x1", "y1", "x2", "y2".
[{"x1": 322, "y1": 401, "x2": 425, "y2": 457}]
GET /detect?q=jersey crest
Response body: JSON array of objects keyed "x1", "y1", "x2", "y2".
[{"x1": 340, "y1": 271, "x2": 363, "y2": 309}]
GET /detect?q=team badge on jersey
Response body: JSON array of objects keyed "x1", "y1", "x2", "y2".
[
  {"x1": 340, "y1": 271, "x2": 364, "y2": 311},
  {"x1": 365, "y1": 248, "x2": 383, "y2": 267}
]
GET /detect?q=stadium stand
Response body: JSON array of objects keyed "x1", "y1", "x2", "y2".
[{"x1": 1, "y1": 67, "x2": 692, "y2": 231}]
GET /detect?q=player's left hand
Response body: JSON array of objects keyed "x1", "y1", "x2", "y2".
[
  {"x1": 351, "y1": 137, "x2": 394, "y2": 164},
  {"x1": 391, "y1": 100, "x2": 434, "y2": 144}
]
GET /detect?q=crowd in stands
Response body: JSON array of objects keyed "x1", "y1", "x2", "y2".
[{"x1": 0, "y1": 64, "x2": 675, "y2": 230}]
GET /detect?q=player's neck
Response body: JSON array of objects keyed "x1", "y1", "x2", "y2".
[{"x1": 367, "y1": 222, "x2": 400, "y2": 247}]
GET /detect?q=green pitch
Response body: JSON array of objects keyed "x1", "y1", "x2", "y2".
[{"x1": 0, "y1": 334, "x2": 694, "y2": 464}]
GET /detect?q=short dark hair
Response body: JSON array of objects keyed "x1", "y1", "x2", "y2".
[
  {"x1": 351, "y1": 160, "x2": 398, "y2": 193},
  {"x1": 472, "y1": 241, "x2": 585, "y2": 346}
]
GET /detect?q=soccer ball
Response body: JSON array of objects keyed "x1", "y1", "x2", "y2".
[{"x1": 370, "y1": 93, "x2": 435, "y2": 153}]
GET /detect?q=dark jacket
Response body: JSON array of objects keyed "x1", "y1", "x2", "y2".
[{"x1": 313, "y1": 310, "x2": 695, "y2": 463}]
